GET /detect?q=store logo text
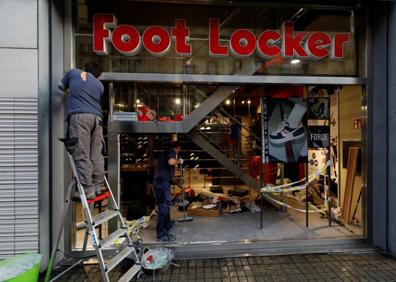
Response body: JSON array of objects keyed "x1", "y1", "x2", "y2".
[{"x1": 93, "y1": 14, "x2": 350, "y2": 59}]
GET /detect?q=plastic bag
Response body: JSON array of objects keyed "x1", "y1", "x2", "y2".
[{"x1": 0, "y1": 253, "x2": 42, "y2": 281}]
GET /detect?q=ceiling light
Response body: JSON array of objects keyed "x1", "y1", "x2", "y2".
[
  {"x1": 242, "y1": 100, "x2": 245, "y2": 104},
  {"x1": 225, "y1": 99, "x2": 231, "y2": 105},
  {"x1": 175, "y1": 98, "x2": 181, "y2": 105},
  {"x1": 247, "y1": 100, "x2": 251, "y2": 104},
  {"x1": 115, "y1": 103, "x2": 127, "y2": 108},
  {"x1": 291, "y1": 59, "x2": 301, "y2": 64},
  {"x1": 136, "y1": 99, "x2": 140, "y2": 104},
  {"x1": 194, "y1": 103, "x2": 201, "y2": 108}
]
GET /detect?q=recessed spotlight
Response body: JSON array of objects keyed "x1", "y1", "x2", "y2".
[
  {"x1": 291, "y1": 59, "x2": 301, "y2": 64},
  {"x1": 225, "y1": 99, "x2": 231, "y2": 105}
]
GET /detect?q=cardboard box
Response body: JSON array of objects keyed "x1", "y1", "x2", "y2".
[{"x1": 187, "y1": 207, "x2": 222, "y2": 217}]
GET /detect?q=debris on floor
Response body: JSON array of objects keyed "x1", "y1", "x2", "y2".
[{"x1": 141, "y1": 247, "x2": 175, "y2": 274}]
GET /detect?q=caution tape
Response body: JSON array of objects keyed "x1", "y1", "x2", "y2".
[
  {"x1": 259, "y1": 160, "x2": 332, "y2": 213},
  {"x1": 262, "y1": 183, "x2": 306, "y2": 193},
  {"x1": 261, "y1": 193, "x2": 327, "y2": 213},
  {"x1": 260, "y1": 160, "x2": 332, "y2": 193}
]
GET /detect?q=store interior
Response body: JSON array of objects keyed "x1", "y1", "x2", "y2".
[{"x1": 72, "y1": 84, "x2": 365, "y2": 249}]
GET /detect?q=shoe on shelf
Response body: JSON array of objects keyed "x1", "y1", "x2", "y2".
[{"x1": 269, "y1": 119, "x2": 305, "y2": 144}]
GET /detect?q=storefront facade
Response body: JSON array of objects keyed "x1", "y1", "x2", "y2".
[
  {"x1": 68, "y1": 0, "x2": 368, "y2": 254},
  {"x1": 0, "y1": 0, "x2": 395, "y2": 269}
]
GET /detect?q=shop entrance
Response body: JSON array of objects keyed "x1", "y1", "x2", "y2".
[{"x1": 70, "y1": 82, "x2": 365, "y2": 250}]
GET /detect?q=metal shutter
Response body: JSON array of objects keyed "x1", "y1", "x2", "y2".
[{"x1": 0, "y1": 98, "x2": 38, "y2": 258}]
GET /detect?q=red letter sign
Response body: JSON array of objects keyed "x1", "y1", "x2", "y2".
[
  {"x1": 92, "y1": 14, "x2": 351, "y2": 61},
  {"x1": 93, "y1": 14, "x2": 117, "y2": 55},
  {"x1": 332, "y1": 33, "x2": 350, "y2": 58},
  {"x1": 257, "y1": 30, "x2": 281, "y2": 58},
  {"x1": 306, "y1": 32, "x2": 331, "y2": 58},
  {"x1": 230, "y1": 29, "x2": 256, "y2": 57},
  {"x1": 142, "y1": 26, "x2": 171, "y2": 57},
  {"x1": 209, "y1": 18, "x2": 228, "y2": 57},
  {"x1": 282, "y1": 21, "x2": 308, "y2": 58},
  {"x1": 111, "y1": 25, "x2": 141, "y2": 56},
  {"x1": 171, "y1": 19, "x2": 191, "y2": 56}
]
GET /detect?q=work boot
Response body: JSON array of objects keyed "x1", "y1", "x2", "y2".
[
  {"x1": 156, "y1": 235, "x2": 169, "y2": 243},
  {"x1": 85, "y1": 190, "x2": 96, "y2": 200},
  {"x1": 95, "y1": 184, "x2": 107, "y2": 196},
  {"x1": 166, "y1": 221, "x2": 176, "y2": 233},
  {"x1": 156, "y1": 233, "x2": 176, "y2": 242},
  {"x1": 167, "y1": 233, "x2": 176, "y2": 242}
]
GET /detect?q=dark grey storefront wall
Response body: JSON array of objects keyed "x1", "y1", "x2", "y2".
[
  {"x1": 371, "y1": 0, "x2": 396, "y2": 257},
  {"x1": 387, "y1": 2, "x2": 396, "y2": 257},
  {"x1": 371, "y1": 1, "x2": 388, "y2": 252}
]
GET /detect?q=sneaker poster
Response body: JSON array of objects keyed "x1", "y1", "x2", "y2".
[{"x1": 262, "y1": 97, "x2": 308, "y2": 163}]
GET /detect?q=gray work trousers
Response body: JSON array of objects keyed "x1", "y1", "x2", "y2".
[{"x1": 67, "y1": 113, "x2": 105, "y2": 194}]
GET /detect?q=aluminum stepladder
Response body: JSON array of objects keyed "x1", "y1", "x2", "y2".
[{"x1": 44, "y1": 139, "x2": 142, "y2": 282}]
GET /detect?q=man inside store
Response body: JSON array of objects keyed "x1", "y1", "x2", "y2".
[
  {"x1": 58, "y1": 62, "x2": 106, "y2": 200},
  {"x1": 153, "y1": 141, "x2": 183, "y2": 242}
]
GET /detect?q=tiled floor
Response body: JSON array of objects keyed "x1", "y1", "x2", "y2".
[{"x1": 50, "y1": 251, "x2": 396, "y2": 281}]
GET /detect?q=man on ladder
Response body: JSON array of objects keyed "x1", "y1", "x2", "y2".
[
  {"x1": 45, "y1": 63, "x2": 142, "y2": 282},
  {"x1": 58, "y1": 62, "x2": 106, "y2": 199}
]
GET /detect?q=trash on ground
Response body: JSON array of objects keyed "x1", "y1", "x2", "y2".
[{"x1": 141, "y1": 247, "x2": 174, "y2": 270}]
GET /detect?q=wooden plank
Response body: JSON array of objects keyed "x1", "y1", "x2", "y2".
[
  {"x1": 187, "y1": 208, "x2": 221, "y2": 217},
  {"x1": 342, "y1": 147, "x2": 359, "y2": 223}
]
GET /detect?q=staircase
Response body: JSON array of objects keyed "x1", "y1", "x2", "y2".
[{"x1": 109, "y1": 61, "x2": 269, "y2": 195}]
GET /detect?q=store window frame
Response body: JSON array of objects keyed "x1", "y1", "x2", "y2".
[{"x1": 63, "y1": 0, "x2": 370, "y2": 256}]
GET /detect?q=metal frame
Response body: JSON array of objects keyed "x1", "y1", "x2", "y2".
[
  {"x1": 123, "y1": 0, "x2": 364, "y2": 11},
  {"x1": 61, "y1": 0, "x2": 374, "y2": 258},
  {"x1": 38, "y1": 0, "x2": 51, "y2": 270},
  {"x1": 100, "y1": 72, "x2": 367, "y2": 85}
]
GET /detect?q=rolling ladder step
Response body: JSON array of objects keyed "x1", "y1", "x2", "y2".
[
  {"x1": 92, "y1": 210, "x2": 119, "y2": 227},
  {"x1": 118, "y1": 264, "x2": 142, "y2": 282},
  {"x1": 106, "y1": 246, "x2": 134, "y2": 273},
  {"x1": 100, "y1": 227, "x2": 128, "y2": 248}
]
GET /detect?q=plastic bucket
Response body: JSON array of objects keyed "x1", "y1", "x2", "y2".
[{"x1": 0, "y1": 253, "x2": 42, "y2": 282}]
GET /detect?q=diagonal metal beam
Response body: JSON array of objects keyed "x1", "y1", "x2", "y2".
[
  {"x1": 188, "y1": 130, "x2": 284, "y2": 211},
  {"x1": 182, "y1": 58, "x2": 257, "y2": 132},
  {"x1": 182, "y1": 85, "x2": 237, "y2": 132},
  {"x1": 188, "y1": 130, "x2": 261, "y2": 190}
]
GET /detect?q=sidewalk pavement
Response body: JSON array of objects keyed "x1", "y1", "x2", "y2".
[{"x1": 50, "y1": 251, "x2": 396, "y2": 281}]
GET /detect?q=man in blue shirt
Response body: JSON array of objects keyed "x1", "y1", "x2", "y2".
[
  {"x1": 154, "y1": 141, "x2": 183, "y2": 242},
  {"x1": 59, "y1": 62, "x2": 105, "y2": 200}
]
